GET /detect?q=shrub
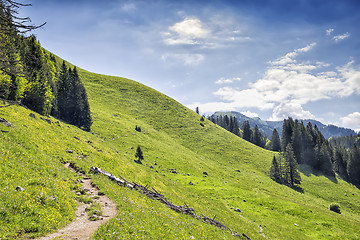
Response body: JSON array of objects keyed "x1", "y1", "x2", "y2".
[{"x1": 330, "y1": 203, "x2": 341, "y2": 214}]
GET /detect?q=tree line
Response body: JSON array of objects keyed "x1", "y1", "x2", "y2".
[
  {"x1": 270, "y1": 118, "x2": 360, "y2": 187},
  {"x1": 0, "y1": 1, "x2": 92, "y2": 131},
  {"x1": 207, "y1": 113, "x2": 360, "y2": 187},
  {"x1": 208, "y1": 115, "x2": 268, "y2": 148}
]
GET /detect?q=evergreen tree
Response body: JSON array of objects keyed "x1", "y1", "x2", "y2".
[
  {"x1": 269, "y1": 129, "x2": 281, "y2": 152},
  {"x1": 270, "y1": 155, "x2": 281, "y2": 183},
  {"x1": 231, "y1": 116, "x2": 240, "y2": 136},
  {"x1": 291, "y1": 120, "x2": 303, "y2": 163},
  {"x1": 347, "y1": 144, "x2": 360, "y2": 186},
  {"x1": 281, "y1": 118, "x2": 294, "y2": 151},
  {"x1": 242, "y1": 120, "x2": 252, "y2": 142},
  {"x1": 333, "y1": 145, "x2": 348, "y2": 180},
  {"x1": 54, "y1": 64, "x2": 92, "y2": 131},
  {"x1": 135, "y1": 145, "x2": 144, "y2": 163},
  {"x1": 252, "y1": 125, "x2": 263, "y2": 147},
  {"x1": 283, "y1": 144, "x2": 301, "y2": 186}
]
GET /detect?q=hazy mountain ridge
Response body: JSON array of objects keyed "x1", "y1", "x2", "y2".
[{"x1": 213, "y1": 111, "x2": 357, "y2": 139}]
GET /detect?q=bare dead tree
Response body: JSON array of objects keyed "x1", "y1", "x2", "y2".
[{"x1": 0, "y1": 0, "x2": 46, "y2": 34}]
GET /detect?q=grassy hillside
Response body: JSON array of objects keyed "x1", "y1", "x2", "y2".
[{"x1": 1, "y1": 61, "x2": 360, "y2": 239}]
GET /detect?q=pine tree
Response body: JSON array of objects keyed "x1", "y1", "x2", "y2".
[
  {"x1": 242, "y1": 120, "x2": 252, "y2": 142},
  {"x1": 281, "y1": 118, "x2": 294, "y2": 151},
  {"x1": 270, "y1": 155, "x2": 281, "y2": 183},
  {"x1": 291, "y1": 120, "x2": 303, "y2": 163},
  {"x1": 333, "y1": 145, "x2": 348, "y2": 180},
  {"x1": 54, "y1": 64, "x2": 92, "y2": 131},
  {"x1": 269, "y1": 129, "x2": 281, "y2": 152},
  {"x1": 252, "y1": 125, "x2": 263, "y2": 147},
  {"x1": 283, "y1": 144, "x2": 301, "y2": 186},
  {"x1": 135, "y1": 145, "x2": 144, "y2": 163},
  {"x1": 232, "y1": 117, "x2": 240, "y2": 136},
  {"x1": 347, "y1": 144, "x2": 360, "y2": 186}
]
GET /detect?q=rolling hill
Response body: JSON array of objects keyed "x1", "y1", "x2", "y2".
[{"x1": 1, "y1": 57, "x2": 360, "y2": 239}]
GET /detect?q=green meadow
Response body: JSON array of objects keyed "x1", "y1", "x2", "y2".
[{"x1": 1, "y1": 61, "x2": 360, "y2": 239}]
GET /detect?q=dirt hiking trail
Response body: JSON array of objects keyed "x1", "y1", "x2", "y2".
[{"x1": 37, "y1": 163, "x2": 117, "y2": 240}]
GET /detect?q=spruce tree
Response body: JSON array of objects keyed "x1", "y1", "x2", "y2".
[
  {"x1": 283, "y1": 144, "x2": 301, "y2": 186},
  {"x1": 270, "y1": 155, "x2": 281, "y2": 183},
  {"x1": 252, "y1": 125, "x2": 264, "y2": 147},
  {"x1": 242, "y1": 120, "x2": 252, "y2": 142},
  {"x1": 281, "y1": 118, "x2": 294, "y2": 151},
  {"x1": 291, "y1": 121, "x2": 303, "y2": 163},
  {"x1": 135, "y1": 145, "x2": 144, "y2": 163},
  {"x1": 270, "y1": 129, "x2": 281, "y2": 152},
  {"x1": 347, "y1": 144, "x2": 360, "y2": 186},
  {"x1": 232, "y1": 117, "x2": 240, "y2": 136}
]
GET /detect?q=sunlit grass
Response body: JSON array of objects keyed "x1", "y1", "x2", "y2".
[{"x1": 0, "y1": 57, "x2": 359, "y2": 239}]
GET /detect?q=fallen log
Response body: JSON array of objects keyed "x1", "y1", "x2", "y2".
[{"x1": 89, "y1": 166, "x2": 248, "y2": 239}]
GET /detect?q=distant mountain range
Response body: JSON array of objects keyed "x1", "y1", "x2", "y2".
[{"x1": 212, "y1": 111, "x2": 357, "y2": 139}]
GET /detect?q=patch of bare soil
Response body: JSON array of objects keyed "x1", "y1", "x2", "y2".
[{"x1": 37, "y1": 164, "x2": 117, "y2": 240}]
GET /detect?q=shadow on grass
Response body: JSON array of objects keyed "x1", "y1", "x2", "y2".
[
  {"x1": 289, "y1": 185, "x2": 304, "y2": 194},
  {"x1": 299, "y1": 164, "x2": 338, "y2": 184}
]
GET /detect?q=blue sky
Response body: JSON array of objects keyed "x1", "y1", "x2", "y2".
[{"x1": 21, "y1": 0, "x2": 360, "y2": 131}]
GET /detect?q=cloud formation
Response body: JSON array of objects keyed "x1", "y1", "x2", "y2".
[
  {"x1": 333, "y1": 32, "x2": 350, "y2": 42},
  {"x1": 325, "y1": 28, "x2": 350, "y2": 42},
  {"x1": 191, "y1": 42, "x2": 360, "y2": 123},
  {"x1": 163, "y1": 17, "x2": 210, "y2": 45},
  {"x1": 162, "y1": 16, "x2": 251, "y2": 48},
  {"x1": 341, "y1": 112, "x2": 360, "y2": 132},
  {"x1": 215, "y1": 77, "x2": 241, "y2": 84}
]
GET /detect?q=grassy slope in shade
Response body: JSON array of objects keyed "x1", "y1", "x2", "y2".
[{"x1": 0, "y1": 57, "x2": 359, "y2": 239}]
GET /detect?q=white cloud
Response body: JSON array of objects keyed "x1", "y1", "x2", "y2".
[
  {"x1": 215, "y1": 77, "x2": 241, "y2": 84},
  {"x1": 341, "y1": 112, "x2": 360, "y2": 132},
  {"x1": 326, "y1": 28, "x2": 334, "y2": 36},
  {"x1": 163, "y1": 17, "x2": 210, "y2": 45},
  {"x1": 162, "y1": 16, "x2": 251, "y2": 48},
  {"x1": 190, "y1": 43, "x2": 360, "y2": 122},
  {"x1": 268, "y1": 102, "x2": 315, "y2": 121},
  {"x1": 161, "y1": 53, "x2": 204, "y2": 66},
  {"x1": 214, "y1": 87, "x2": 274, "y2": 110},
  {"x1": 241, "y1": 111, "x2": 259, "y2": 118},
  {"x1": 271, "y1": 42, "x2": 316, "y2": 65},
  {"x1": 333, "y1": 32, "x2": 350, "y2": 42}
]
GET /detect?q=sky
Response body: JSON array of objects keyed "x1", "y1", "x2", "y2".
[{"x1": 20, "y1": 0, "x2": 360, "y2": 132}]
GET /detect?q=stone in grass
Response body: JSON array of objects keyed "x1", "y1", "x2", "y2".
[
  {"x1": 29, "y1": 113, "x2": 36, "y2": 119},
  {"x1": 0, "y1": 118, "x2": 11, "y2": 127},
  {"x1": 203, "y1": 171, "x2": 208, "y2": 176},
  {"x1": 15, "y1": 186, "x2": 25, "y2": 191},
  {"x1": 66, "y1": 149, "x2": 74, "y2": 153},
  {"x1": 234, "y1": 208, "x2": 242, "y2": 212},
  {"x1": 189, "y1": 182, "x2": 194, "y2": 185}
]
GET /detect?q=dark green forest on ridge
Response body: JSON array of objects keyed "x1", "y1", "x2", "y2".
[{"x1": 0, "y1": 0, "x2": 91, "y2": 131}]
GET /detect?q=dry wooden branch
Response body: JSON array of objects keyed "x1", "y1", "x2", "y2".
[{"x1": 89, "y1": 166, "x2": 248, "y2": 239}]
